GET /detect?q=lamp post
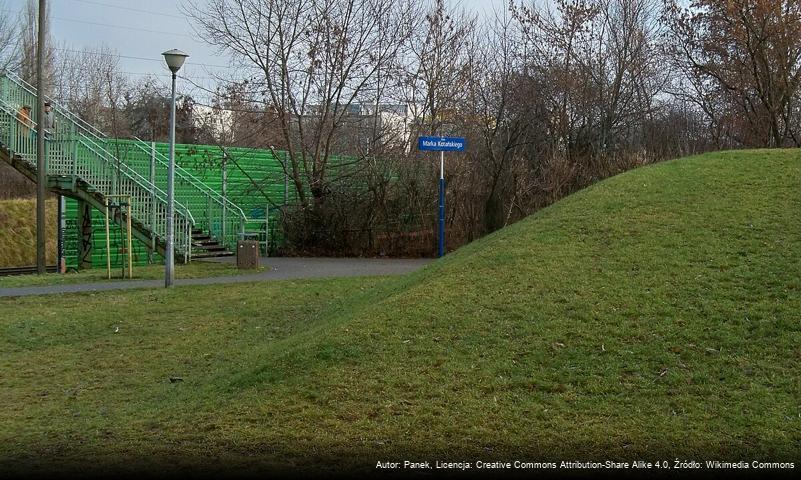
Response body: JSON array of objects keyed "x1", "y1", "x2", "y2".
[{"x1": 162, "y1": 49, "x2": 189, "y2": 287}]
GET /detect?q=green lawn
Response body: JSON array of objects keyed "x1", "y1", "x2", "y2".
[
  {"x1": 1, "y1": 149, "x2": 800, "y2": 475},
  {"x1": 0, "y1": 261, "x2": 262, "y2": 288}
]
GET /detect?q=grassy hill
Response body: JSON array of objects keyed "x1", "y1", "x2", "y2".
[
  {"x1": 0, "y1": 198, "x2": 57, "y2": 267},
  {"x1": 1, "y1": 150, "x2": 800, "y2": 475}
]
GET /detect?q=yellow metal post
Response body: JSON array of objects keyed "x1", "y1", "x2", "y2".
[{"x1": 106, "y1": 194, "x2": 135, "y2": 279}]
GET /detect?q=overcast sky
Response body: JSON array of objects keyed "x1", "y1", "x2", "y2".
[{"x1": 4, "y1": 0, "x2": 511, "y2": 101}]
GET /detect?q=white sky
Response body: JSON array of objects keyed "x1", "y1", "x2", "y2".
[{"x1": 4, "y1": 0, "x2": 511, "y2": 101}]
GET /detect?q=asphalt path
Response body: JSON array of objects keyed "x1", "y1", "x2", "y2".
[{"x1": 0, "y1": 257, "x2": 433, "y2": 298}]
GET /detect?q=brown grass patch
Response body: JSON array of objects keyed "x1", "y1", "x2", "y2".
[{"x1": 0, "y1": 198, "x2": 57, "y2": 267}]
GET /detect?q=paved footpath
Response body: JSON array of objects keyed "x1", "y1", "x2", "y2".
[{"x1": 0, "y1": 257, "x2": 433, "y2": 298}]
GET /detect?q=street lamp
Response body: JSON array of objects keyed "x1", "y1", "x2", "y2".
[{"x1": 162, "y1": 49, "x2": 189, "y2": 287}]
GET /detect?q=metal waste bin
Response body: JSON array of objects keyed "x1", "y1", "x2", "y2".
[{"x1": 236, "y1": 240, "x2": 260, "y2": 269}]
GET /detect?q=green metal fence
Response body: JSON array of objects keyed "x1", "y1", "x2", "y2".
[
  {"x1": 64, "y1": 141, "x2": 294, "y2": 269},
  {"x1": 64, "y1": 198, "x2": 162, "y2": 270}
]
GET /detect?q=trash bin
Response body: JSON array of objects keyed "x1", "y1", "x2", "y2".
[{"x1": 236, "y1": 240, "x2": 260, "y2": 269}]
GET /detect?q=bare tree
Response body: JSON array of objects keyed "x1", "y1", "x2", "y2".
[
  {"x1": 188, "y1": 0, "x2": 421, "y2": 211},
  {"x1": 16, "y1": 0, "x2": 54, "y2": 87},
  {"x1": 460, "y1": 11, "x2": 530, "y2": 235},
  {"x1": 664, "y1": 0, "x2": 801, "y2": 147},
  {"x1": 53, "y1": 45, "x2": 129, "y2": 133},
  {"x1": 511, "y1": 0, "x2": 666, "y2": 181},
  {"x1": 0, "y1": 1, "x2": 19, "y2": 72},
  {"x1": 401, "y1": 0, "x2": 475, "y2": 136}
]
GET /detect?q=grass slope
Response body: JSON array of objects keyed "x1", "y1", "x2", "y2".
[
  {"x1": 0, "y1": 198, "x2": 56, "y2": 267},
  {"x1": 1, "y1": 150, "x2": 800, "y2": 474}
]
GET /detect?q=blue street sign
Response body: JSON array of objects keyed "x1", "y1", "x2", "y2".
[
  {"x1": 418, "y1": 136, "x2": 466, "y2": 152},
  {"x1": 418, "y1": 135, "x2": 466, "y2": 258}
]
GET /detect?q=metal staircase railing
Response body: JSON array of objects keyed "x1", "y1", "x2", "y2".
[
  {"x1": 2, "y1": 71, "x2": 246, "y2": 252},
  {"x1": 110, "y1": 138, "x2": 247, "y2": 251},
  {"x1": 0, "y1": 70, "x2": 246, "y2": 252},
  {"x1": 0, "y1": 71, "x2": 196, "y2": 261}
]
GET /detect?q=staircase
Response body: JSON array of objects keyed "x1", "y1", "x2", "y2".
[
  {"x1": 0, "y1": 71, "x2": 246, "y2": 263},
  {"x1": 191, "y1": 228, "x2": 234, "y2": 258}
]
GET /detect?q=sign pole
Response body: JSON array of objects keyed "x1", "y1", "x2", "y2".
[
  {"x1": 417, "y1": 136, "x2": 465, "y2": 259},
  {"x1": 439, "y1": 150, "x2": 445, "y2": 258}
]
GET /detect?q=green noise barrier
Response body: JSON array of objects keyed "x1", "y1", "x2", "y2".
[{"x1": 64, "y1": 141, "x2": 296, "y2": 269}]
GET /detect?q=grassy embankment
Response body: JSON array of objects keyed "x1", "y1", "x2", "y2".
[
  {"x1": 1, "y1": 150, "x2": 799, "y2": 475},
  {"x1": 0, "y1": 198, "x2": 56, "y2": 267}
]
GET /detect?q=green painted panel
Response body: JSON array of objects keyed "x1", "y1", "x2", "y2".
[
  {"x1": 64, "y1": 197, "x2": 161, "y2": 270},
  {"x1": 63, "y1": 141, "x2": 296, "y2": 268}
]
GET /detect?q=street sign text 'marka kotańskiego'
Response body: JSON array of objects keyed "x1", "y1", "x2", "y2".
[{"x1": 418, "y1": 136, "x2": 466, "y2": 152}]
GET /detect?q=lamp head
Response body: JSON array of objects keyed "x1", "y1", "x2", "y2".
[{"x1": 162, "y1": 49, "x2": 189, "y2": 74}]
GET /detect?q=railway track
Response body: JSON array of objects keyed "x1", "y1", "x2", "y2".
[{"x1": 0, "y1": 265, "x2": 58, "y2": 276}]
